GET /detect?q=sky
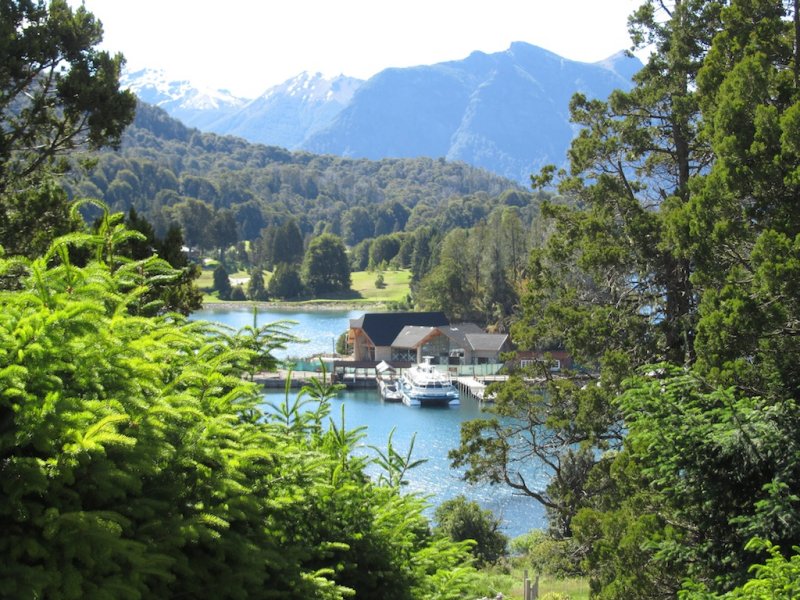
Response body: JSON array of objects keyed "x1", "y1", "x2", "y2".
[{"x1": 70, "y1": 0, "x2": 644, "y2": 98}]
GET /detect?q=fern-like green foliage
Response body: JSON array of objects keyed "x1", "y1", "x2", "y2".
[{"x1": 0, "y1": 216, "x2": 478, "y2": 599}]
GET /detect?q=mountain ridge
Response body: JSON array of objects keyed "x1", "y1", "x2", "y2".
[{"x1": 121, "y1": 43, "x2": 641, "y2": 183}]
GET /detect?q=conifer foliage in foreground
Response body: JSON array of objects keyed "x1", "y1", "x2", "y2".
[{"x1": 0, "y1": 216, "x2": 477, "y2": 599}]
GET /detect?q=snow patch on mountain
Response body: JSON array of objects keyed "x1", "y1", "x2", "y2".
[
  {"x1": 262, "y1": 71, "x2": 362, "y2": 106},
  {"x1": 121, "y1": 68, "x2": 247, "y2": 128}
]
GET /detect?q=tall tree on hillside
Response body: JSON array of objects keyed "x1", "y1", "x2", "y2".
[
  {"x1": 341, "y1": 206, "x2": 374, "y2": 246},
  {"x1": 0, "y1": 0, "x2": 135, "y2": 256},
  {"x1": 452, "y1": 0, "x2": 728, "y2": 590},
  {"x1": 0, "y1": 0, "x2": 135, "y2": 191},
  {"x1": 211, "y1": 208, "x2": 238, "y2": 258},
  {"x1": 271, "y1": 218, "x2": 304, "y2": 265},
  {"x1": 417, "y1": 229, "x2": 476, "y2": 322},
  {"x1": 172, "y1": 198, "x2": 214, "y2": 251},
  {"x1": 455, "y1": 1, "x2": 800, "y2": 597},
  {"x1": 499, "y1": 207, "x2": 528, "y2": 288},
  {"x1": 302, "y1": 233, "x2": 351, "y2": 295},
  {"x1": 247, "y1": 267, "x2": 268, "y2": 301},
  {"x1": 213, "y1": 263, "x2": 232, "y2": 300},
  {"x1": 608, "y1": 1, "x2": 800, "y2": 593}
]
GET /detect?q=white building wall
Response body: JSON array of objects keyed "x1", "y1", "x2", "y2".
[{"x1": 374, "y1": 346, "x2": 392, "y2": 361}]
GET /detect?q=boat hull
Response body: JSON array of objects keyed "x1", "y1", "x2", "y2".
[
  {"x1": 400, "y1": 391, "x2": 459, "y2": 407},
  {"x1": 399, "y1": 360, "x2": 460, "y2": 408}
]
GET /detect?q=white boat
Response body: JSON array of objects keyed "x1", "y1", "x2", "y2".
[
  {"x1": 399, "y1": 357, "x2": 460, "y2": 407},
  {"x1": 378, "y1": 375, "x2": 403, "y2": 402},
  {"x1": 375, "y1": 360, "x2": 403, "y2": 402}
]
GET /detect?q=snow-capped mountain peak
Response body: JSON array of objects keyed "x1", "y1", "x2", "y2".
[
  {"x1": 120, "y1": 68, "x2": 247, "y2": 128},
  {"x1": 261, "y1": 71, "x2": 362, "y2": 106}
]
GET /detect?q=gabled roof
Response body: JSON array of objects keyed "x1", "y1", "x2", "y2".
[
  {"x1": 355, "y1": 312, "x2": 448, "y2": 347},
  {"x1": 437, "y1": 323, "x2": 484, "y2": 349},
  {"x1": 466, "y1": 333, "x2": 509, "y2": 352},
  {"x1": 392, "y1": 326, "x2": 437, "y2": 349}
]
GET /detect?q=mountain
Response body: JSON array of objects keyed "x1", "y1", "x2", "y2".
[
  {"x1": 76, "y1": 102, "x2": 526, "y2": 245},
  {"x1": 205, "y1": 72, "x2": 363, "y2": 149},
  {"x1": 301, "y1": 43, "x2": 641, "y2": 183},
  {"x1": 120, "y1": 68, "x2": 247, "y2": 130},
  {"x1": 121, "y1": 43, "x2": 641, "y2": 184}
]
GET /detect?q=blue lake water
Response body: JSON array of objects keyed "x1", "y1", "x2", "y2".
[
  {"x1": 191, "y1": 306, "x2": 547, "y2": 538},
  {"x1": 190, "y1": 306, "x2": 362, "y2": 359}
]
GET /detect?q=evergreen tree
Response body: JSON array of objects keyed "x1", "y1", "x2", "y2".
[
  {"x1": 302, "y1": 233, "x2": 351, "y2": 295},
  {"x1": 213, "y1": 263, "x2": 232, "y2": 300},
  {"x1": 271, "y1": 218, "x2": 304, "y2": 265},
  {"x1": 0, "y1": 0, "x2": 135, "y2": 192},
  {"x1": 0, "y1": 0, "x2": 135, "y2": 255},
  {"x1": 211, "y1": 208, "x2": 238, "y2": 259},
  {"x1": 454, "y1": 1, "x2": 800, "y2": 596},
  {"x1": 268, "y1": 262, "x2": 304, "y2": 299},
  {"x1": 247, "y1": 267, "x2": 268, "y2": 301},
  {"x1": 121, "y1": 210, "x2": 202, "y2": 315}
]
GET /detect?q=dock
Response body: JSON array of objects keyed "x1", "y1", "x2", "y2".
[
  {"x1": 253, "y1": 370, "x2": 327, "y2": 388},
  {"x1": 455, "y1": 376, "x2": 488, "y2": 401},
  {"x1": 454, "y1": 375, "x2": 511, "y2": 402}
]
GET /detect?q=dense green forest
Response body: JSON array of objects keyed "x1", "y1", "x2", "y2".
[
  {"x1": 60, "y1": 100, "x2": 547, "y2": 322},
  {"x1": 4, "y1": 0, "x2": 800, "y2": 599},
  {"x1": 57, "y1": 104, "x2": 549, "y2": 326},
  {"x1": 452, "y1": 0, "x2": 800, "y2": 598},
  {"x1": 64, "y1": 101, "x2": 534, "y2": 247}
]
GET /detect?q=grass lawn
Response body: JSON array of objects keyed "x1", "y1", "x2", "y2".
[
  {"x1": 473, "y1": 568, "x2": 590, "y2": 600},
  {"x1": 348, "y1": 269, "x2": 410, "y2": 303},
  {"x1": 196, "y1": 266, "x2": 412, "y2": 307}
]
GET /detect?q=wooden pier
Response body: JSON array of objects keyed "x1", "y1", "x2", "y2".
[
  {"x1": 331, "y1": 360, "x2": 413, "y2": 389},
  {"x1": 454, "y1": 375, "x2": 511, "y2": 402}
]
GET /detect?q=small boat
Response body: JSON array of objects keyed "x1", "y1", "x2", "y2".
[
  {"x1": 378, "y1": 375, "x2": 403, "y2": 402},
  {"x1": 399, "y1": 357, "x2": 460, "y2": 407},
  {"x1": 376, "y1": 360, "x2": 403, "y2": 402}
]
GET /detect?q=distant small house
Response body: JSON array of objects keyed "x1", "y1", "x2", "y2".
[
  {"x1": 515, "y1": 350, "x2": 574, "y2": 372},
  {"x1": 348, "y1": 312, "x2": 510, "y2": 365}
]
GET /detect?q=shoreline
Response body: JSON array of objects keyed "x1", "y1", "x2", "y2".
[{"x1": 200, "y1": 300, "x2": 392, "y2": 312}]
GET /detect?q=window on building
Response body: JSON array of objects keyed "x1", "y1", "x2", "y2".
[{"x1": 391, "y1": 348, "x2": 415, "y2": 362}]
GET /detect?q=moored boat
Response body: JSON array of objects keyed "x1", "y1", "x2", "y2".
[
  {"x1": 399, "y1": 357, "x2": 460, "y2": 407},
  {"x1": 376, "y1": 360, "x2": 403, "y2": 402},
  {"x1": 378, "y1": 376, "x2": 403, "y2": 402}
]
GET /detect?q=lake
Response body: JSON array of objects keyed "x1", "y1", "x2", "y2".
[
  {"x1": 191, "y1": 306, "x2": 546, "y2": 539},
  {"x1": 190, "y1": 306, "x2": 362, "y2": 359}
]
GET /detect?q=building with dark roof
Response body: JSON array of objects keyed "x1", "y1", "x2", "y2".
[
  {"x1": 348, "y1": 312, "x2": 509, "y2": 365},
  {"x1": 348, "y1": 312, "x2": 448, "y2": 362}
]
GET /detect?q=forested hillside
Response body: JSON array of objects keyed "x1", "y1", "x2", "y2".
[
  {"x1": 65, "y1": 102, "x2": 526, "y2": 247},
  {"x1": 121, "y1": 43, "x2": 641, "y2": 184}
]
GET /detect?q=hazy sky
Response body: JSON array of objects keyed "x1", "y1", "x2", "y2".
[{"x1": 70, "y1": 0, "x2": 644, "y2": 98}]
